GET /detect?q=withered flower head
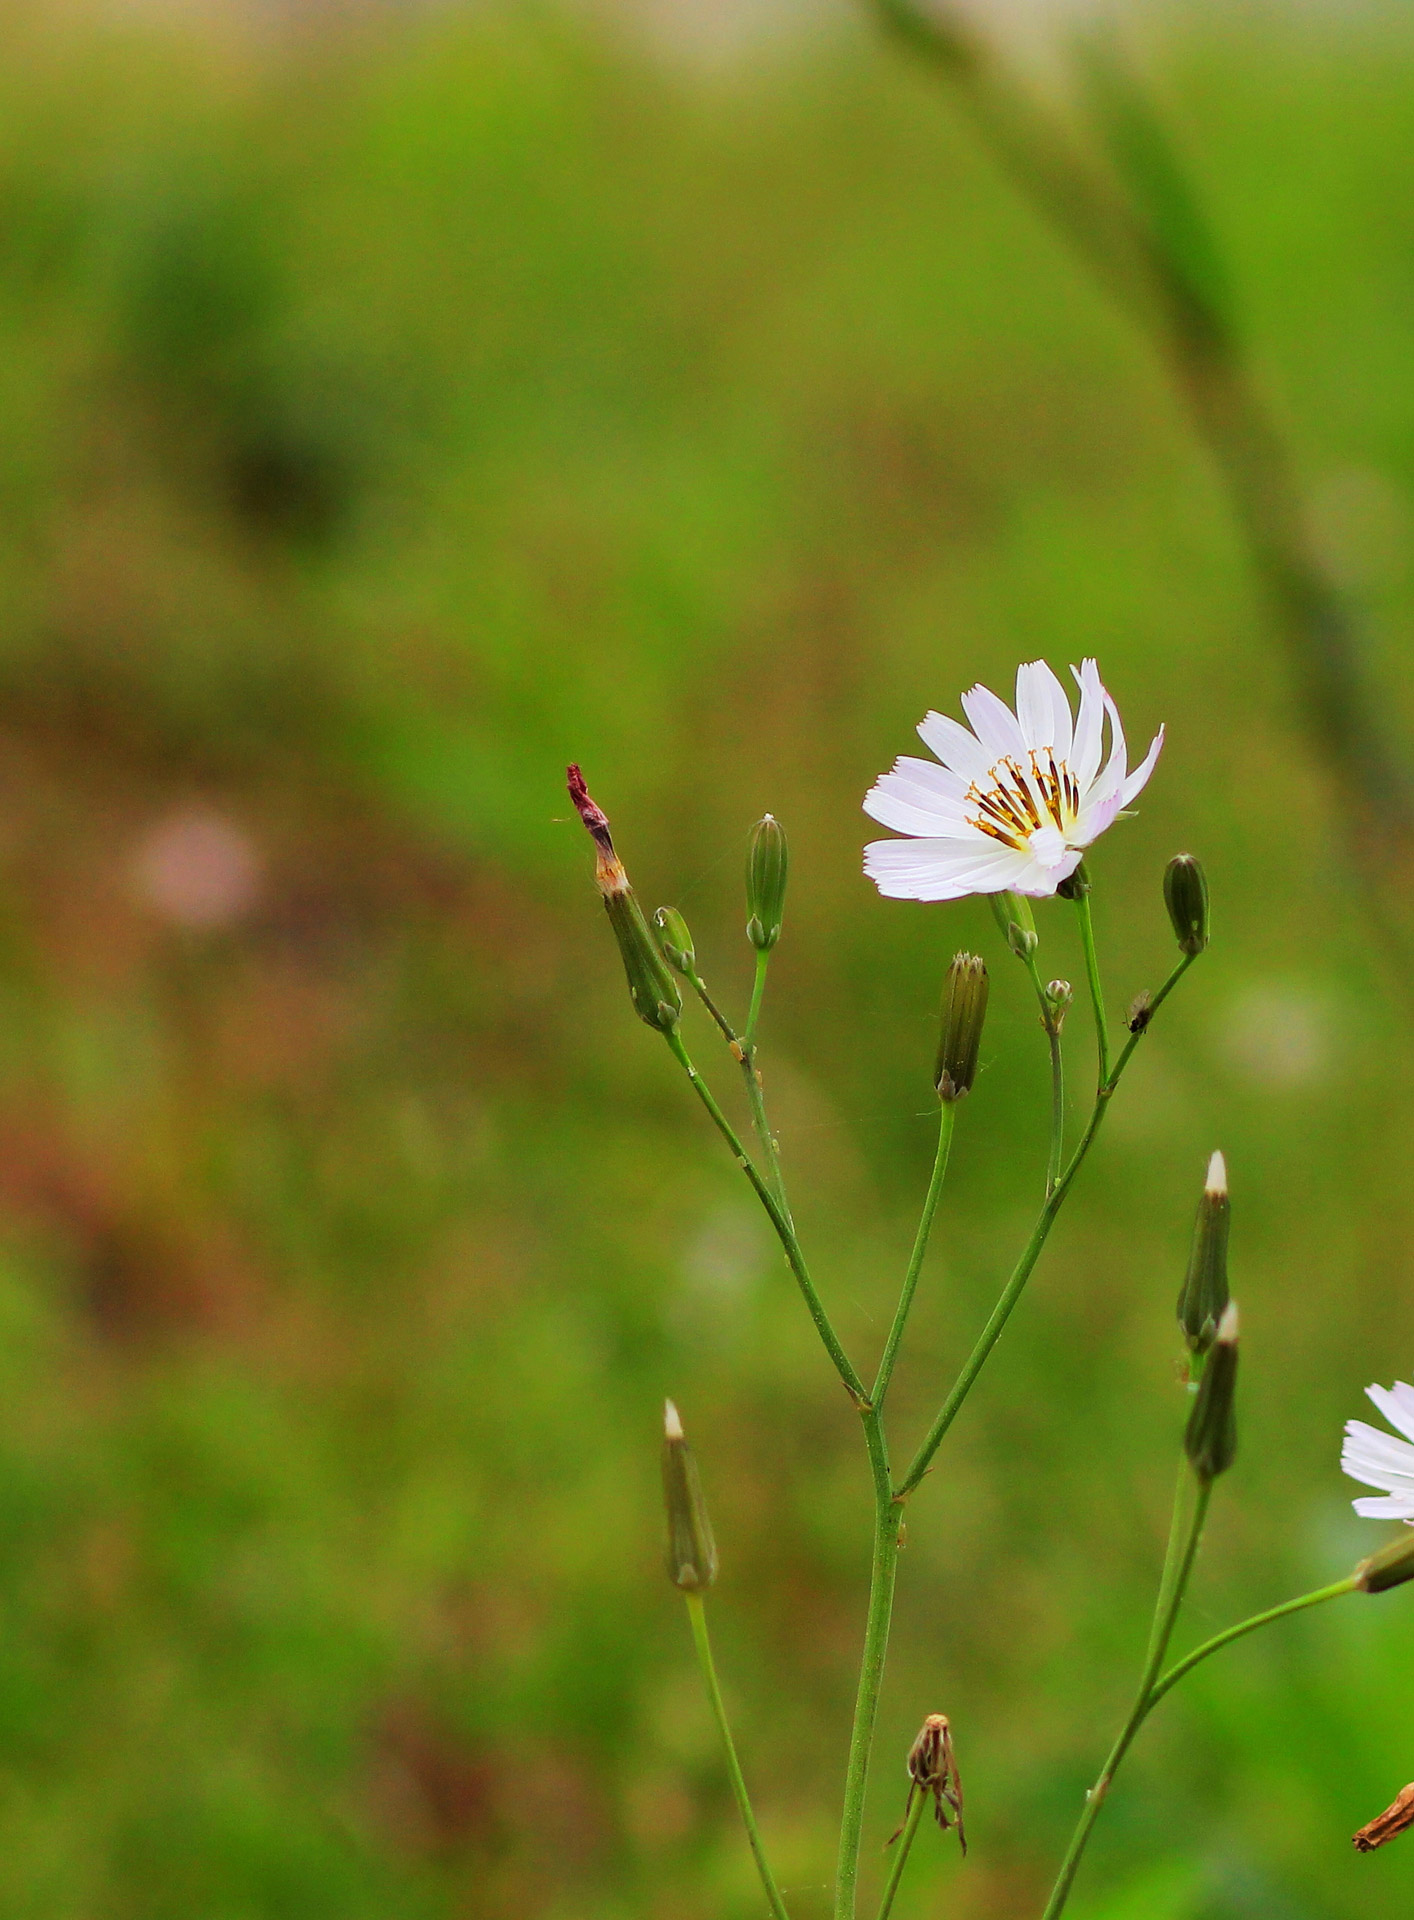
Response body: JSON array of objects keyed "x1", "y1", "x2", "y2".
[
  {"x1": 891, "y1": 1713, "x2": 966, "y2": 1856},
  {"x1": 1354, "y1": 1782, "x2": 1414, "y2": 1853},
  {"x1": 568, "y1": 766, "x2": 681, "y2": 1033}
]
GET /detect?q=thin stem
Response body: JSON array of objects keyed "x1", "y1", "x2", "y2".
[
  {"x1": 1148, "y1": 1575, "x2": 1359, "y2": 1712},
  {"x1": 835, "y1": 1410, "x2": 900, "y2": 1920},
  {"x1": 684, "y1": 967, "x2": 739, "y2": 1050},
  {"x1": 1040, "y1": 1475, "x2": 1213, "y2": 1920},
  {"x1": 872, "y1": 1102, "x2": 957, "y2": 1410},
  {"x1": 1144, "y1": 1454, "x2": 1191, "y2": 1668},
  {"x1": 664, "y1": 1028, "x2": 868, "y2": 1404},
  {"x1": 745, "y1": 948, "x2": 771, "y2": 1049},
  {"x1": 1023, "y1": 952, "x2": 1065, "y2": 1198},
  {"x1": 684, "y1": 1592, "x2": 792, "y2": 1920},
  {"x1": 683, "y1": 965, "x2": 792, "y2": 1214},
  {"x1": 875, "y1": 1788, "x2": 928, "y2": 1920},
  {"x1": 1073, "y1": 884, "x2": 1110, "y2": 1087}
]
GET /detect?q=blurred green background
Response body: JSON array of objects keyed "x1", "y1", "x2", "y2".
[{"x1": 0, "y1": 3, "x2": 1412, "y2": 1916}]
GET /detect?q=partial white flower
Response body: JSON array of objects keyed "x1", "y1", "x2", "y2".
[
  {"x1": 863, "y1": 658, "x2": 1163, "y2": 901},
  {"x1": 1342, "y1": 1382, "x2": 1414, "y2": 1523}
]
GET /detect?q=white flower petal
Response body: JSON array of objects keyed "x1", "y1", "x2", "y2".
[
  {"x1": 1014, "y1": 659, "x2": 1073, "y2": 758},
  {"x1": 1352, "y1": 1494, "x2": 1414, "y2": 1520},
  {"x1": 916, "y1": 710, "x2": 993, "y2": 784},
  {"x1": 1120, "y1": 726, "x2": 1165, "y2": 805},
  {"x1": 1070, "y1": 787, "x2": 1127, "y2": 850},
  {"x1": 863, "y1": 779, "x2": 981, "y2": 839},
  {"x1": 1069, "y1": 658, "x2": 1107, "y2": 789},
  {"x1": 888, "y1": 754, "x2": 969, "y2": 806},
  {"x1": 1368, "y1": 1382, "x2": 1414, "y2": 1446},
  {"x1": 960, "y1": 683, "x2": 1028, "y2": 761},
  {"x1": 863, "y1": 837, "x2": 1038, "y2": 901},
  {"x1": 1341, "y1": 1420, "x2": 1414, "y2": 1489},
  {"x1": 1011, "y1": 846, "x2": 1083, "y2": 896}
]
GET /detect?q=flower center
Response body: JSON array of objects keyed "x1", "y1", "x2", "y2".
[{"x1": 967, "y1": 750, "x2": 1081, "y2": 854}]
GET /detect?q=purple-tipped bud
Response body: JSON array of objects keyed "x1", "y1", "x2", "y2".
[{"x1": 569, "y1": 767, "x2": 682, "y2": 1033}]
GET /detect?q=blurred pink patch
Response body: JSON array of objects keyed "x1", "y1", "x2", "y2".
[{"x1": 131, "y1": 809, "x2": 263, "y2": 930}]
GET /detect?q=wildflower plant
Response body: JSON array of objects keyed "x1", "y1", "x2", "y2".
[{"x1": 570, "y1": 660, "x2": 1414, "y2": 1917}]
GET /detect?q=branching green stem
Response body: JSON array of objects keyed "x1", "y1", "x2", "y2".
[
  {"x1": 1072, "y1": 884, "x2": 1110, "y2": 1087},
  {"x1": 683, "y1": 965, "x2": 791, "y2": 1214},
  {"x1": 1040, "y1": 1474, "x2": 1212, "y2": 1920},
  {"x1": 664, "y1": 1028, "x2": 867, "y2": 1404},
  {"x1": 1022, "y1": 951, "x2": 1065, "y2": 1197},
  {"x1": 685, "y1": 1592, "x2": 792, "y2": 1920},
  {"x1": 873, "y1": 1102, "x2": 956, "y2": 1410},
  {"x1": 1148, "y1": 1574, "x2": 1359, "y2": 1712},
  {"x1": 745, "y1": 948, "x2": 771, "y2": 1050},
  {"x1": 875, "y1": 1787, "x2": 928, "y2": 1920}
]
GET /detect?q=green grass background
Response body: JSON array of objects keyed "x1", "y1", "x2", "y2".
[{"x1": 0, "y1": 3, "x2": 1410, "y2": 1915}]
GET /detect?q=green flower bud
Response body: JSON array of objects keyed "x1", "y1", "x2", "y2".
[
  {"x1": 1354, "y1": 1532, "x2": 1414, "y2": 1595},
  {"x1": 746, "y1": 815, "x2": 788, "y2": 951},
  {"x1": 662, "y1": 1400, "x2": 717, "y2": 1591},
  {"x1": 936, "y1": 953, "x2": 989, "y2": 1102},
  {"x1": 1164, "y1": 853, "x2": 1210, "y2": 955},
  {"x1": 1185, "y1": 1302, "x2": 1239, "y2": 1481},
  {"x1": 1177, "y1": 1151, "x2": 1230, "y2": 1355},
  {"x1": 1044, "y1": 979, "x2": 1073, "y2": 1031},
  {"x1": 654, "y1": 907, "x2": 695, "y2": 976},
  {"x1": 568, "y1": 765, "x2": 682, "y2": 1033},
  {"x1": 988, "y1": 891, "x2": 1037, "y2": 961}
]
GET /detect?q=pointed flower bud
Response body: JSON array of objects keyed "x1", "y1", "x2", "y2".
[
  {"x1": 988, "y1": 890, "x2": 1037, "y2": 960},
  {"x1": 1354, "y1": 1531, "x2": 1414, "y2": 1595},
  {"x1": 746, "y1": 815, "x2": 788, "y2": 951},
  {"x1": 936, "y1": 953, "x2": 989, "y2": 1102},
  {"x1": 1177, "y1": 1151, "x2": 1230, "y2": 1355},
  {"x1": 662, "y1": 1399, "x2": 717, "y2": 1591},
  {"x1": 1164, "y1": 853, "x2": 1210, "y2": 956},
  {"x1": 653, "y1": 907, "x2": 695, "y2": 976},
  {"x1": 1185, "y1": 1301, "x2": 1239, "y2": 1481},
  {"x1": 568, "y1": 766, "x2": 682, "y2": 1033},
  {"x1": 1353, "y1": 1783, "x2": 1414, "y2": 1852}
]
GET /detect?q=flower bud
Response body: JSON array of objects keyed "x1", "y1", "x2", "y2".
[
  {"x1": 1177, "y1": 1151, "x2": 1230, "y2": 1355},
  {"x1": 746, "y1": 815, "x2": 788, "y2": 951},
  {"x1": 1354, "y1": 1532, "x2": 1414, "y2": 1595},
  {"x1": 1353, "y1": 1783, "x2": 1414, "y2": 1852},
  {"x1": 988, "y1": 891, "x2": 1037, "y2": 960},
  {"x1": 662, "y1": 1399, "x2": 717, "y2": 1591},
  {"x1": 653, "y1": 907, "x2": 695, "y2": 976},
  {"x1": 1164, "y1": 854, "x2": 1209, "y2": 956},
  {"x1": 569, "y1": 765, "x2": 682, "y2": 1033},
  {"x1": 1044, "y1": 979, "x2": 1073, "y2": 1031},
  {"x1": 1185, "y1": 1301, "x2": 1239, "y2": 1481},
  {"x1": 936, "y1": 953, "x2": 989, "y2": 1102}
]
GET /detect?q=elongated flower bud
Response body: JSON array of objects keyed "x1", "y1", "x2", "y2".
[
  {"x1": 936, "y1": 953, "x2": 988, "y2": 1102},
  {"x1": 568, "y1": 766, "x2": 682, "y2": 1033},
  {"x1": 988, "y1": 890, "x2": 1037, "y2": 960},
  {"x1": 1185, "y1": 1301, "x2": 1239, "y2": 1481},
  {"x1": 654, "y1": 907, "x2": 695, "y2": 976},
  {"x1": 1354, "y1": 1783, "x2": 1414, "y2": 1852},
  {"x1": 662, "y1": 1399, "x2": 717, "y2": 1591},
  {"x1": 746, "y1": 815, "x2": 788, "y2": 951},
  {"x1": 1177, "y1": 1151, "x2": 1230, "y2": 1354},
  {"x1": 1354, "y1": 1532, "x2": 1414, "y2": 1595},
  {"x1": 1164, "y1": 853, "x2": 1209, "y2": 955},
  {"x1": 1044, "y1": 979, "x2": 1073, "y2": 1032}
]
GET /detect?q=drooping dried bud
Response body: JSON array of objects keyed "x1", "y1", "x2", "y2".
[
  {"x1": 1354, "y1": 1783, "x2": 1414, "y2": 1852},
  {"x1": 746, "y1": 815, "x2": 788, "y2": 951},
  {"x1": 569, "y1": 766, "x2": 681, "y2": 1033},
  {"x1": 1177, "y1": 1151, "x2": 1230, "y2": 1355},
  {"x1": 988, "y1": 890, "x2": 1037, "y2": 960},
  {"x1": 654, "y1": 907, "x2": 695, "y2": 976},
  {"x1": 1185, "y1": 1301, "x2": 1239, "y2": 1481},
  {"x1": 935, "y1": 954, "x2": 989, "y2": 1102},
  {"x1": 662, "y1": 1399, "x2": 717, "y2": 1592},
  {"x1": 1164, "y1": 853, "x2": 1210, "y2": 956},
  {"x1": 892, "y1": 1714, "x2": 965, "y2": 1855},
  {"x1": 1127, "y1": 989, "x2": 1154, "y2": 1035},
  {"x1": 1354, "y1": 1531, "x2": 1414, "y2": 1595}
]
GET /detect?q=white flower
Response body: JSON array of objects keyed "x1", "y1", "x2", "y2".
[
  {"x1": 1342, "y1": 1382, "x2": 1414, "y2": 1523},
  {"x1": 863, "y1": 659, "x2": 1164, "y2": 901}
]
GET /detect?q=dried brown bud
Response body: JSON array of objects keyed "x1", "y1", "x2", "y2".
[
  {"x1": 891, "y1": 1713, "x2": 965, "y2": 1856},
  {"x1": 1354, "y1": 1783, "x2": 1414, "y2": 1852}
]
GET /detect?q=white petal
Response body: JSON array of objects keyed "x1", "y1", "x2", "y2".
[
  {"x1": 1015, "y1": 659, "x2": 1073, "y2": 758},
  {"x1": 1352, "y1": 1494, "x2": 1414, "y2": 1520},
  {"x1": 1069, "y1": 659, "x2": 1107, "y2": 788},
  {"x1": 1341, "y1": 1420, "x2": 1414, "y2": 1489},
  {"x1": 863, "y1": 837, "x2": 1038, "y2": 901},
  {"x1": 863, "y1": 779, "x2": 981, "y2": 839},
  {"x1": 1120, "y1": 726, "x2": 1164, "y2": 805},
  {"x1": 1070, "y1": 787, "x2": 1127, "y2": 849},
  {"x1": 1011, "y1": 846, "x2": 1082, "y2": 897},
  {"x1": 1368, "y1": 1382, "x2": 1414, "y2": 1446},
  {"x1": 916, "y1": 711, "x2": 993, "y2": 784},
  {"x1": 887, "y1": 754, "x2": 969, "y2": 805},
  {"x1": 959, "y1": 684, "x2": 1027, "y2": 761}
]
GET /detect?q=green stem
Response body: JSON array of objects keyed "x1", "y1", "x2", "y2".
[
  {"x1": 1144, "y1": 1454, "x2": 1191, "y2": 1667},
  {"x1": 1148, "y1": 1575, "x2": 1358, "y2": 1712},
  {"x1": 664, "y1": 1028, "x2": 868, "y2": 1404},
  {"x1": 684, "y1": 967, "x2": 739, "y2": 1051},
  {"x1": 873, "y1": 1102, "x2": 956, "y2": 1410},
  {"x1": 1023, "y1": 952, "x2": 1065, "y2": 1198},
  {"x1": 1072, "y1": 881, "x2": 1110, "y2": 1087},
  {"x1": 684, "y1": 966, "x2": 791, "y2": 1213},
  {"x1": 745, "y1": 948, "x2": 771, "y2": 1050},
  {"x1": 876, "y1": 1787, "x2": 928, "y2": 1920},
  {"x1": 835, "y1": 1409, "x2": 900, "y2": 1920},
  {"x1": 685, "y1": 1592, "x2": 792, "y2": 1920},
  {"x1": 1040, "y1": 1475, "x2": 1212, "y2": 1920}
]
